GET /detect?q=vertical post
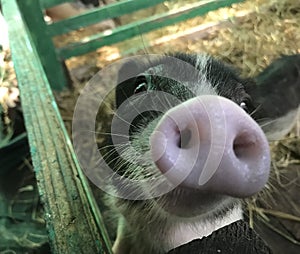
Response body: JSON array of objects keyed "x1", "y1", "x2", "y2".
[
  {"x1": 2, "y1": 0, "x2": 113, "y2": 252},
  {"x1": 16, "y1": 0, "x2": 69, "y2": 90}
]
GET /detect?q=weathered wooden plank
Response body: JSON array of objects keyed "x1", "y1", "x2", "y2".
[
  {"x1": 48, "y1": 0, "x2": 169, "y2": 36},
  {"x1": 1, "y1": 0, "x2": 113, "y2": 253},
  {"x1": 58, "y1": 0, "x2": 245, "y2": 59}
]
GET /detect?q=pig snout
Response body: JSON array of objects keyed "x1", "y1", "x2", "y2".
[{"x1": 150, "y1": 95, "x2": 270, "y2": 198}]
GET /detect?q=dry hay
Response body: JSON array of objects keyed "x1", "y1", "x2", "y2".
[
  {"x1": 142, "y1": 0, "x2": 300, "y2": 77},
  {"x1": 0, "y1": 52, "x2": 48, "y2": 252}
]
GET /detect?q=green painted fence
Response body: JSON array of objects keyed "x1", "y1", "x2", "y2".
[{"x1": 2, "y1": 0, "x2": 113, "y2": 253}]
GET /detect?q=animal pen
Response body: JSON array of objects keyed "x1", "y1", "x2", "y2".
[{"x1": 1, "y1": 0, "x2": 299, "y2": 253}]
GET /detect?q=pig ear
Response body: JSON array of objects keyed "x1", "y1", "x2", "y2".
[
  {"x1": 116, "y1": 60, "x2": 142, "y2": 108},
  {"x1": 246, "y1": 54, "x2": 300, "y2": 141}
]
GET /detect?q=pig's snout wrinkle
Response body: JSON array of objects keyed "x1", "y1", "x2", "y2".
[{"x1": 150, "y1": 95, "x2": 271, "y2": 198}]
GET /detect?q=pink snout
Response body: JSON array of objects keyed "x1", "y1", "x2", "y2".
[{"x1": 150, "y1": 95, "x2": 270, "y2": 198}]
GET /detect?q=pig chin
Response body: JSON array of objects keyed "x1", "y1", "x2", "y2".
[{"x1": 157, "y1": 186, "x2": 239, "y2": 218}]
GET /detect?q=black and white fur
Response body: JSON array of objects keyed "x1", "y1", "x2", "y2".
[{"x1": 102, "y1": 53, "x2": 300, "y2": 254}]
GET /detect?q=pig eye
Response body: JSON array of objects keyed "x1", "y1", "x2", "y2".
[
  {"x1": 240, "y1": 101, "x2": 249, "y2": 112},
  {"x1": 134, "y1": 76, "x2": 148, "y2": 94}
]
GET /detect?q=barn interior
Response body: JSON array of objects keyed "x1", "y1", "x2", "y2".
[{"x1": 0, "y1": 0, "x2": 299, "y2": 253}]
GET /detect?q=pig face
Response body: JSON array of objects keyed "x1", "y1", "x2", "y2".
[
  {"x1": 110, "y1": 53, "x2": 269, "y2": 211},
  {"x1": 96, "y1": 53, "x2": 299, "y2": 254}
]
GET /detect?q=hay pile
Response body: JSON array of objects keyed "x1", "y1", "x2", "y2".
[
  {"x1": 141, "y1": 0, "x2": 300, "y2": 77},
  {"x1": 0, "y1": 51, "x2": 49, "y2": 252}
]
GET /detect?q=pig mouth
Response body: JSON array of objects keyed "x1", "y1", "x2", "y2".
[{"x1": 156, "y1": 185, "x2": 238, "y2": 218}]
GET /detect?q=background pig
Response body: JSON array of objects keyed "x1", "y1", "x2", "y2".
[
  {"x1": 45, "y1": 0, "x2": 115, "y2": 30},
  {"x1": 96, "y1": 53, "x2": 299, "y2": 254},
  {"x1": 250, "y1": 54, "x2": 300, "y2": 140}
]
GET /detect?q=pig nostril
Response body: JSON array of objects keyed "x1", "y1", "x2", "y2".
[
  {"x1": 177, "y1": 128, "x2": 192, "y2": 148},
  {"x1": 233, "y1": 133, "x2": 257, "y2": 159}
]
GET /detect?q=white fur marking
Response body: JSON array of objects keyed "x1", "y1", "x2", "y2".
[{"x1": 163, "y1": 204, "x2": 243, "y2": 252}]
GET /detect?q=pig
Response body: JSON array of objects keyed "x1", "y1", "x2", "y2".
[
  {"x1": 96, "y1": 53, "x2": 300, "y2": 254},
  {"x1": 45, "y1": 0, "x2": 115, "y2": 30},
  {"x1": 251, "y1": 54, "x2": 300, "y2": 140}
]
